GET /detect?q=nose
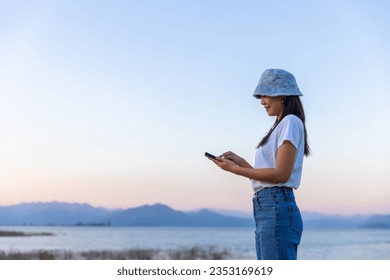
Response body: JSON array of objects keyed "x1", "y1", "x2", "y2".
[{"x1": 260, "y1": 96, "x2": 267, "y2": 105}]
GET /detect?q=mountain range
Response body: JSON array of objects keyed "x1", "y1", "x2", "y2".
[
  {"x1": 0, "y1": 202, "x2": 389, "y2": 229},
  {"x1": 0, "y1": 202, "x2": 253, "y2": 227}
]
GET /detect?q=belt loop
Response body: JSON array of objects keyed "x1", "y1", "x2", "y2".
[{"x1": 282, "y1": 186, "x2": 289, "y2": 195}]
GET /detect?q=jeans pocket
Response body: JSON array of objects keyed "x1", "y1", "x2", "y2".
[{"x1": 288, "y1": 206, "x2": 303, "y2": 236}]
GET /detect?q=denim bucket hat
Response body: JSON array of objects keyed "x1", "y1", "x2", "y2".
[{"x1": 253, "y1": 69, "x2": 302, "y2": 97}]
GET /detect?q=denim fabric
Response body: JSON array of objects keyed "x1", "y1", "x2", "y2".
[
  {"x1": 253, "y1": 69, "x2": 303, "y2": 97},
  {"x1": 252, "y1": 187, "x2": 303, "y2": 260}
]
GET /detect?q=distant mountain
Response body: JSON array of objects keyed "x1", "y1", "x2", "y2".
[
  {"x1": 188, "y1": 209, "x2": 253, "y2": 227},
  {"x1": 108, "y1": 204, "x2": 253, "y2": 227},
  {"x1": 0, "y1": 202, "x2": 253, "y2": 227},
  {"x1": 204, "y1": 208, "x2": 253, "y2": 219},
  {"x1": 0, "y1": 202, "x2": 112, "y2": 225},
  {"x1": 301, "y1": 212, "x2": 371, "y2": 229},
  {"x1": 108, "y1": 203, "x2": 192, "y2": 226},
  {"x1": 0, "y1": 202, "x2": 388, "y2": 229},
  {"x1": 360, "y1": 215, "x2": 390, "y2": 228}
]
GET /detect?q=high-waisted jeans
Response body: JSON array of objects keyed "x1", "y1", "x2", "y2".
[{"x1": 252, "y1": 186, "x2": 303, "y2": 260}]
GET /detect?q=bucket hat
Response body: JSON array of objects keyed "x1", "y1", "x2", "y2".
[{"x1": 253, "y1": 69, "x2": 302, "y2": 97}]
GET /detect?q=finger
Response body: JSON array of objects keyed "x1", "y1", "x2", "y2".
[
  {"x1": 223, "y1": 155, "x2": 236, "y2": 162},
  {"x1": 220, "y1": 151, "x2": 232, "y2": 158},
  {"x1": 209, "y1": 158, "x2": 222, "y2": 165},
  {"x1": 215, "y1": 156, "x2": 224, "y2": 162}
]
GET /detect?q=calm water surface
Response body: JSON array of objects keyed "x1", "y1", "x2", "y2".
[{"x1": 0, "y1": 226, "x2": 389, "y2": 259}]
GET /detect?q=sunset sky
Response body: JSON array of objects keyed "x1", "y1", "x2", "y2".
[{"x1": 1, "y1": 0, "x2": 389, "y2": 215}]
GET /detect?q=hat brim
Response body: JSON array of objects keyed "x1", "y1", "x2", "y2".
[{"x1": 253, "y1": 92, "x2": 303, "y2": 98}]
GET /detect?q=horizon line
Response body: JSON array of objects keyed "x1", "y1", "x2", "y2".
[{"x1": 1, "y1": 200, "x2": 388, "y2": 217}]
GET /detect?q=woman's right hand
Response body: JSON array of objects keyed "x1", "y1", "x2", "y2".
[
  {"x1": 220, "y1": 151, "x2": 243, "y2": 165},
  {"x1": 220, "y1": 151, "x2": 253, "y2": 169}
]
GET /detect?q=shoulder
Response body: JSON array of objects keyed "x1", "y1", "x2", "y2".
[
  {"x1": 275, "y1": 115, "x2": 304, "y2": 148},
  {"x1": 279, "y1": 114, "x2": 303, "y2": 129}
]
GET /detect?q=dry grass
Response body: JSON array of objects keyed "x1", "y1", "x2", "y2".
[
  {"x1": 0, "y1": 230, "x2": 54, "y2": 237},
  {"x1": 0, "y1": 246, "x2": 230, "y2": 260},
  {"x1": 167, "y1": 245, "x2": 229, "y2": 260},
  {"x1": 0, "y1": 230, "x2": 231, "y2": 260}
]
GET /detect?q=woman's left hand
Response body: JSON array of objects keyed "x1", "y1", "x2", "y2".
[{"x1": 209, "y1": 157, "x2": 237, "y2": 173}]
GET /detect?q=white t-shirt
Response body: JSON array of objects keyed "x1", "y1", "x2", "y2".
[{"x1": 251, "y1": 114, "x2": 305, "y2": 192}]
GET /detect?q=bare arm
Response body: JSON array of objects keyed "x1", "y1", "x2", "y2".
[{"x1": 211, "y1": 141, "x2": 296, "y2": 183}]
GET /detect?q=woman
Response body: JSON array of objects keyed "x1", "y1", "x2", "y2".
[{"x1": 210, "y1": 69, "x2": 310, "y2": 260}]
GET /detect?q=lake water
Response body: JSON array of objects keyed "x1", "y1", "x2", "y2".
[{"x1": 0, "y1": 226, "x2": 389, "y2": 259}]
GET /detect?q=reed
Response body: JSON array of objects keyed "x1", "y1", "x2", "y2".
[
  {"x1": 0, "y1": 230, "x2": 54, "y2": 237},
  {"x1": 0, "y1": 246, "x2": 231, "y2": 260}
]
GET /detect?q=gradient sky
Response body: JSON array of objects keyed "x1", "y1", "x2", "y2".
[{"x1": 0, "y1": 0, "x2": 389, "y2": 215}]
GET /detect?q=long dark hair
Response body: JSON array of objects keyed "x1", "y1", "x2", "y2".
[{"x1": 256, "y1": 96, "x2": 311, "y2": 156}]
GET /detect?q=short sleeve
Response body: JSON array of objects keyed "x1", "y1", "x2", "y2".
[{"x1": 276, "y1": 115, "x2": 304, "y2": 150}]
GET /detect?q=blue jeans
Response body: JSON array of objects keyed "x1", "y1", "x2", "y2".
[{"x1": 252, "y1": 186, "x2": 303, "y2": 260}]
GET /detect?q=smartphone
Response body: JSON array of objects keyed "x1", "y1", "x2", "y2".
[{"x1": 204, "y1": 152, "x2": 217, "y2": 159}]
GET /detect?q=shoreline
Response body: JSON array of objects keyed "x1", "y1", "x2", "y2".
[
  {"x1": 0, "y1": 246, "x2": 232, "y2": 260},
  {"x1": 0, "y1": 230, "x2": 54, "y2": 237}
]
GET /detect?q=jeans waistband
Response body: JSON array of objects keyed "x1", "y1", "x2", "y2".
[{"x1": 254, "y1": 186, "x2": 294, "y2": 198}]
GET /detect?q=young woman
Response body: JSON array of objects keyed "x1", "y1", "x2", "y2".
[{"x1": 209, "y1": 69, "x2": 310, "y2": 260}]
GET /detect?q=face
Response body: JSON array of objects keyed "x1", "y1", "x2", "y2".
[{"x1": 259, "y1": 95, "x2": 285, "y2": 120}]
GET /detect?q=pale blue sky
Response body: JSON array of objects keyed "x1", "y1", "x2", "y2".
[{"x1": 0, "y1": 0, "x2": 389, "y2": 215}]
